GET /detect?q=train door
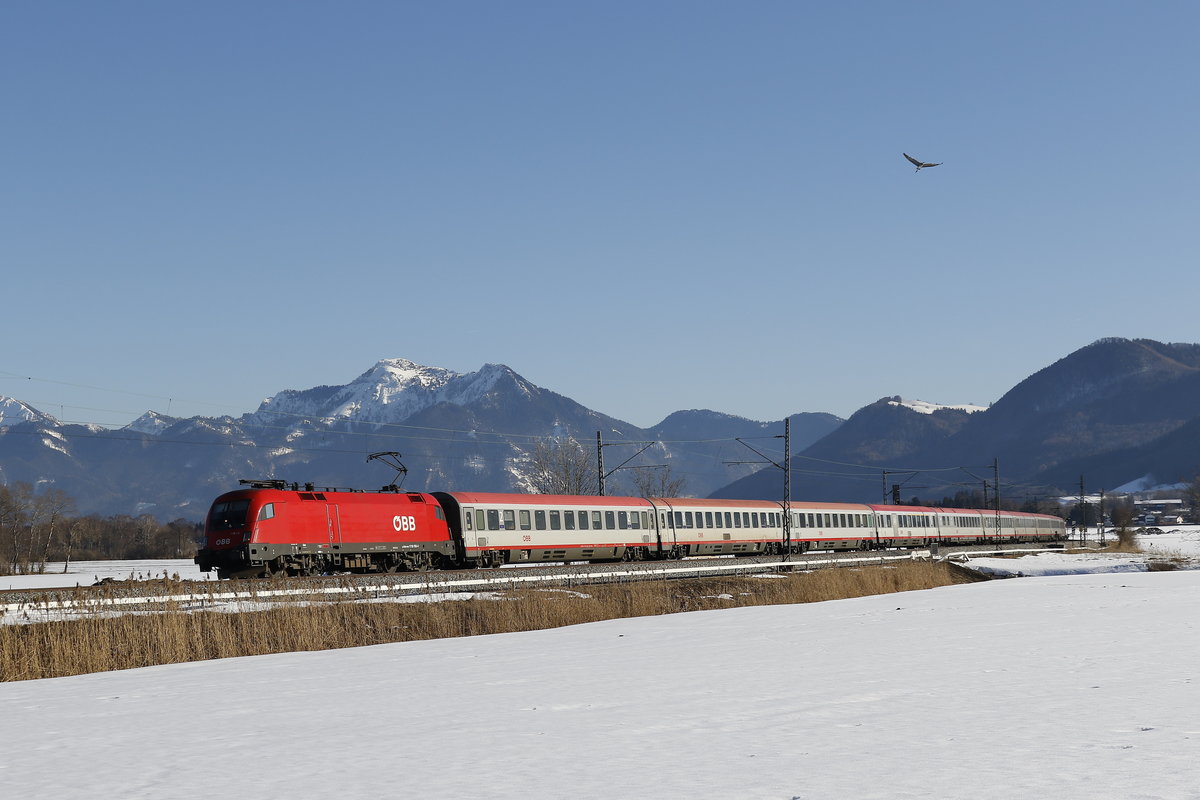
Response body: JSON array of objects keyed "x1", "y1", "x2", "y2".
[
  {"x1": 326, "y1": 504, "x2": 341, "y2": 545},
  {"x1": 459, "y1": 506, "x2": 480, "y2": 552},
  {"x1": 646, "y1": 499, "x2": 675, "y2": 557}
]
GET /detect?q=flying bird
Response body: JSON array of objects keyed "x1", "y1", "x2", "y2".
[{"x1": 903, "y1": 153, "x2": 941, "y2": 172}]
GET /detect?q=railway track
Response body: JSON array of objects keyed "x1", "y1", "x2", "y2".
[{"x1": 1, "y1": 542, "x2": 1063, "y2": 619}]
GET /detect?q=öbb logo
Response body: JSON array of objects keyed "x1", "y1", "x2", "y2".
[{"x1": 392, "y1": 515, "x2": 417, "y2": 532}]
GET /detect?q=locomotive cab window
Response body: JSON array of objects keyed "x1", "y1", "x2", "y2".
[
  {"x1": 256, "y1": 503, "x2": 275, "y2": 521},
  {"x1": 210, "y1": 499, "x2": 251, "y2": 530}
]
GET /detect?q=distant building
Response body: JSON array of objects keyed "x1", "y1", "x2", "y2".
[{"x1": 1133, "y1": 499, "x2": 1187, "y2": 525}]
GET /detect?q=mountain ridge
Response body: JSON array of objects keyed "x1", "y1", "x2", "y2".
[{"x1": 2, "y1": 337, "x2": 1196, "y2": 518}]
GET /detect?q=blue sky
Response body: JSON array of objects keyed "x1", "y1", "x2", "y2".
[{"x1": 4, "y1": 1, "x2": 1198, "y2": 429}]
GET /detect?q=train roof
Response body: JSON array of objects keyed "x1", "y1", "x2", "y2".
[
  {"x1": 436, "y1": 492, "x2": 654, "y2": 506},
  {"x1": 213, "y1": 486, "x2": 437, "y2": 502},
  {"x1": 869, "y1": 504, "x2": 1062, "y2": 519},
  {"x1": 439, "y1": 492, "x2": 797, "y2": 508},
  {"x1": 649, "y1": 497, "x2": 794, "y2": 508}
]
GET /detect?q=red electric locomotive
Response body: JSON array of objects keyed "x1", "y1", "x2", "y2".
[{"x1": 196, "y1": 480, "x2": 457, "y2": 579}]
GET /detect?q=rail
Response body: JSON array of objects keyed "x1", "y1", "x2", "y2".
[
  {"x1": 3, "y1": 543, "x2": 1067, "y2": 619},
  {"x1": 3, "y1": 551, "x2": 936, "y2": 617}
]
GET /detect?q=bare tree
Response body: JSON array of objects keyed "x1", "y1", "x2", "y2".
[
  {"x1": 35, "y1": 489, "x2": 75, "y2": 573},
  {"x1": 526, "y1": 437, "x2": 598, "y2": 495},
  {"x1": 1110, "y1": 501, "x2": 1136, "y2": 532},
  {"x1": 626, "y1": 464, "x2": 686, "y2": 498},
  {"x1": 1, "y1": 482, "x2": 34, "y2": 574},
  {"x1": 1186, "y1": 473, "x2": 1200, "y2": 520},
  {"x1": 63, "y1": 519, "x2": 84, "y2": 573}
]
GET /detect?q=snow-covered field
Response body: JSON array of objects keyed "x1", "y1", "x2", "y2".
[
  {"x1": 3, "y1": 531, "x2": 1200, "y2": 799},
  {"x1": 0, "y1": 558, "x2": 214, "y2": 591}
]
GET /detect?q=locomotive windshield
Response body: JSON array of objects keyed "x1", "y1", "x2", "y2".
[{"x1": 209, "y1": 499, "x2": 251, "y2": 531}]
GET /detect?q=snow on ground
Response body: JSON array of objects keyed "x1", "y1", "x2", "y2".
[
  {"x1": 0, "y1": 558, "x2": 213, "y2": 591},
  {"x1": 966, "y1": 527, "x2": 1200, "y2": 577},
  {"x1": 4, "y1": 548, "x2": 1200, "y2": 798},
  {"x1": 887, "y1": 397, "x2": 988, "y2": 414}
]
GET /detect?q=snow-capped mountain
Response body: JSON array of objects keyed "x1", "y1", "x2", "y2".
[
  {"x1": 252, "y1": 359, "x2": 460, "y2": 425},
  {"x1": 124, "y1": 411, "x2": 180, "y2": 435},
  {"x1": 249, "y1": 359, "x2": 533, "y2": 426},
  {"x1": 0, "y1": 397, "x2": 59, "y2": 428}
]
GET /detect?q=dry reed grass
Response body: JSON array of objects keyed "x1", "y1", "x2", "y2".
[{"x1": 1, "y1": 561, "x2": 971, "y2": 682}]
